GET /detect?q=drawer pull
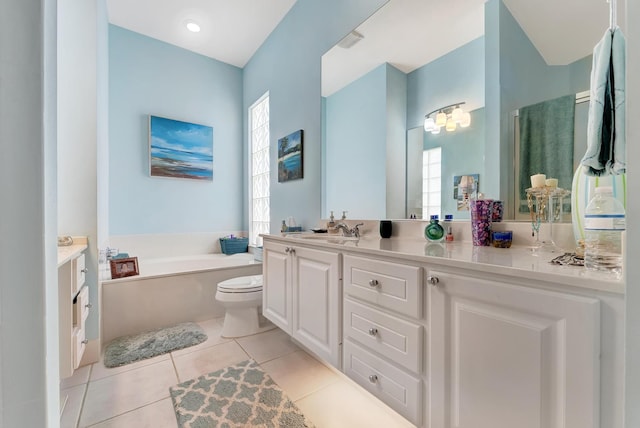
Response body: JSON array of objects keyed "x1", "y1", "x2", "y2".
[
  {"x1": 368, "y1": 374, "x2": 378, "y2": 383},
  {"x1": 427, "y1": 275, "x2": 440, "y2": 286},
  {"x1": 85, "y1": 303, "x2": 92, "y2": 309},
  {"x1": 368, "y1": 327, "x2": 378, "y2": 336},
  {"x1": 81, "y1": 339, "x2": 89, "y2": 345},
  {"x1": 81, "y1": 268, "x2": 88, "y2": 274},
  {"x1": 368, "y1": 279, "x2": 379, "y2": 287}
]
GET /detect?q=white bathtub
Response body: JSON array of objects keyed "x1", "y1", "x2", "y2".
[{"x1": 101, "y1": 253, "x2": 262, "y2": 344}]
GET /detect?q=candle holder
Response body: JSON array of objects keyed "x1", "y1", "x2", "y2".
[{"x1": 525, "y1": 186, "x2": 570, "y2": 253}]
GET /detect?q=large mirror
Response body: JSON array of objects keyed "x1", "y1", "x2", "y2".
[{"x1": 321, "y1": 0, "x2": 620, "y2": 221}]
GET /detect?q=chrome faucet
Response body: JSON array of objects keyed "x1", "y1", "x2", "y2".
[{"x1": 333, "y1": 222, "x2": 364, "y2": 238}]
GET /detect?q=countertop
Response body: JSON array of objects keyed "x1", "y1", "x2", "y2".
[
  {"x1": 57, "y1": 237, "x2": 88, "y2": 267},
  {"x1": 263, "y1": 233, "x2": 624, "y2": 295}
]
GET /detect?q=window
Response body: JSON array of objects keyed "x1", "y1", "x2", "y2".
[
  {"x1": 422, "y1": 147, "x2": 442, "y2": 219},
  {"x1": 249, "y1": 93, "x2": 270, "y2": 247}
]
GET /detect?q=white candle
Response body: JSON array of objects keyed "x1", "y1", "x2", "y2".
[
  {"x1": 530, "y1": 174, "x2": 546, "y2": 188},
  {"x1": 545, "y1": 178, "x2": 558, "y2": 188}
]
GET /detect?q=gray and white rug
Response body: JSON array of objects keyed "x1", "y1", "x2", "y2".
[
  {"x1": 170, "y1": 359, "x2": 315, "y2": 428},
  {"x1": 103, "y1": 322, "x2": 207, "y2": 368}
]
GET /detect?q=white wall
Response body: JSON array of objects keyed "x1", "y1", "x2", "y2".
[{"x1": 0, "y1": 0, "x2": 58, "y2": 426}]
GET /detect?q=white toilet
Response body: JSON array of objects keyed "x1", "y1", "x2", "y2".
[{"x1": 215, "y1": 274, "x2": 268, "y2": 338}]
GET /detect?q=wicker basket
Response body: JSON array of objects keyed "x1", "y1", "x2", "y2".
[{"x1": 219, "y1": 237, "x2": 249, "y2": 255}]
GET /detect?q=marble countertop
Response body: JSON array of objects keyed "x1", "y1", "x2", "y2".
[
  {"x1": 57, "y1": 238, "x2": 88, "y2": 267},
  {"x1": 263, "y1": 233, "x2": 624, "y2": 295}
]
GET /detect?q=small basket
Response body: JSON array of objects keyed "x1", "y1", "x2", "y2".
[{"x1": 219, "y1": 237, "x2": 249, "y2": 255}]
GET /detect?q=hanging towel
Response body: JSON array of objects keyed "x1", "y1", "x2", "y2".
[
  {"x1": 581, "y1": 26, "x2": 626, "y2": 176},
  {"x1": 518, "y1": 95, "x2": 575, "y2": 212}
]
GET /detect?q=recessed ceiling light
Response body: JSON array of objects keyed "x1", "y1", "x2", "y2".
[{"x1": 185, "y1": 20, "x2": 201, "y2": 33}]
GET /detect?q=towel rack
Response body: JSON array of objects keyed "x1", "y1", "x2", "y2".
[{"x1": 607, "y1": 0, "x2": 617, "y2": 30}]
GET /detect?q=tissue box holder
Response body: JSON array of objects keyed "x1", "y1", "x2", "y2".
[{"x1": 219, "y1": 237, "x2": 249, "y2": 255}]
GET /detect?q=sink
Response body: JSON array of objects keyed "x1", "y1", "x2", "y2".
[{"x1": 287, "y1": 234, "x2": 360, "y2": 241}]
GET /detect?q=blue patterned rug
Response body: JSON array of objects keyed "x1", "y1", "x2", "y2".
[{"x1": 170, "y1": 359, "x2": 315, "y2": 428}]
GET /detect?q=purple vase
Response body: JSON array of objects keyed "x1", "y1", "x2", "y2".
[{"x1": 470, "y1": 199, "x2": 493, "y2": 246}]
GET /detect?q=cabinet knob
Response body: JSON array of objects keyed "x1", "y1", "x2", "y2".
[
  {"x1": 81, "y1": 268, "x2": 88, "y2": 273},
  {"x1": 427, "y1": 276, "x2": 440, "y2": 286},
  {"x1": 290, "y1": 248, "x2": 295, "y2": 255},
  {"x1": 368, "y1": 279, "x2": 379, "y2": 287},
  {"x1": 368, "y1": 327, "x2": 378, "y2": 336},
  {"x1": 368, "y1": 374, "x2": 378, "y2": 383},
  {"x1": 285, "y1": 247, "x2": 291, "y2": 253},
  {"x1": 85, "y1": 303, "x2": 92, "y2": 309},
  {"x1": 81, "y1": 339, "x2": 89, "y2": 345}
]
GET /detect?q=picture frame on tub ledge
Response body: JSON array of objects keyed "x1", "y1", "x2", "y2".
[{"x1": 110, "y1": 257, "x2": 140, "y2": 279}]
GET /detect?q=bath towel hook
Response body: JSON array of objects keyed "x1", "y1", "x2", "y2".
[{"x1": 607, "y1": 0, "x2": 617, "y2": 30}]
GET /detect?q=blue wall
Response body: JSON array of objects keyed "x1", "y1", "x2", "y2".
[
  {"x1": 243, "y1": 0, "x2": 387, "y2": 231},
  {"x1": 406, "y1": 37, "x2": 485, "y2": 129},
  {"x1": 324, "y1": 63, "x2": 387, "y2": 218},
  {"x1": 109, "y1": 25, "x2": 243, "y2": 235}
]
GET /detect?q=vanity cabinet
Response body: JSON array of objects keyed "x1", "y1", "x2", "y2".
[
  {"x1": 427, "y1": 270, "x2": 600, "y2": 428},
  {"x1": 262, "y1": 241, "x2": 342, "y2": 367},
  {"x1": 342, "y1": 254, "x2": 424, "y2": 425},
  {"x1": 58, "y1": 245, "x2": 90, "y2": 379}
]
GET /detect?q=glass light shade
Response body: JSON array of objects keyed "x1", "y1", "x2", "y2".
[
  {"x1": 435, "y1": 111, "x2": 447, "y2": 127},
  {"x1": 445, "y1": 117, "x2": 456, "y2": 132},
  {"x1": 452, "y1": 106, "x2": 463, "y2": 122},
  {"x1": 431, "y1": 126, "x2": 441, "y2": 135},
  {"x1": 424, "y1": 117, "x2": 436, "y2": 132},
  {"x1": 186, "y1": 21, "x2": 201, "y2": 32},
  {"x1": 459, "y1": 112, "x2": 471, "y2": 127}
]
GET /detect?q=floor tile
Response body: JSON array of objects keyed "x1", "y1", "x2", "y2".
[
  {"x1": 60, "y1": 384, "x2": 86, "y2": 428},
  {"x1": 260, "y1": 350, "x2": 340, "y2": 401},
  {"x1": 79, "y1": 359, "x2": 177, "y2": 427},
  {"x1": 172, "y1": 340, "x2": 249, "y2": 383},
  {"x1": 88, "y1": 398, "x2": 177, "y2": 428},
  {"x1": 61, "y1": 364, "x2": 91, "y2": 389},
  {"x1": 235, "y1": 327, "x2": 300, "y2": 363},
  {"x1": 170, "y1": 318, "x2": 232, "y2": 357},
  {"x1": 90, "y1": 353, "x2": 170, "y2": 382},
  {"x1": 295, "y1": 380, "x2": 415, "y2": 428}
]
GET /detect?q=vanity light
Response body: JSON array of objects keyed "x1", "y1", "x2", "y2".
[
  {"x1": 424, "y1": 101, "x2": 471, "y2": 135},
  {"x1": 185, "y1": 20, "x2": 201, "y2": 33}
]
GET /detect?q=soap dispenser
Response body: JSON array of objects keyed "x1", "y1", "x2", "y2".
[{"x1": 327, "y1": 211, "x2": 337, "y2": 234}]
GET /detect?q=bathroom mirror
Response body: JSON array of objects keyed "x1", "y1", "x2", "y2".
[{"x1": 321, "y1": 0, "x2": 618, "y2": 221}]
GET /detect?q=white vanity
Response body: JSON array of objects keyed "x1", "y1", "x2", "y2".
[{"x1": 261, "y1": 233, "x2": 624, "y2": 428}]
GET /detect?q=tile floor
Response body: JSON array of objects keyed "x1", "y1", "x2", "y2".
[{"x1": 60, "y1": 317, "x2": 415, "y2": 428}]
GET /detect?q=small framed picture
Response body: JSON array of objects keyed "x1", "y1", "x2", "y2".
[{"x1": 110, "y1": 257, "x2": 139, "y2": 279}]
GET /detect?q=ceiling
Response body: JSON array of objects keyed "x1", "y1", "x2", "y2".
[{"x1": 107, "y1": 0, "x2": 624, "y2": 92}]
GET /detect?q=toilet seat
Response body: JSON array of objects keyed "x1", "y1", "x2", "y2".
[{"x1": 217, "y1": 275, "x2": 263, "y2": 293}]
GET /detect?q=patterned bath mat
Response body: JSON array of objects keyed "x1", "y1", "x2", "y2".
[
  {"x1": 170, "y1": 359, "x2": 315, "y2": 428},
  {"x1": 103, "y1": 322, "x2": 207, "y2": 368}
]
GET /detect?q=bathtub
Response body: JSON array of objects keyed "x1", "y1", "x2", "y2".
[{"x1": 101, "y1": 253, "x2": 262, "y2": 344}]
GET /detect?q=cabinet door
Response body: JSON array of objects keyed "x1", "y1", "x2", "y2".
[
  {"x1": 428, "y1": 271, "x2": 600, "y2": 428},
  {"x1": 263, "y1": 242, "x2": 292, "y2": 333},
  {"x1": 292, "y1": 246, "x2": 341, "y2": 367}
]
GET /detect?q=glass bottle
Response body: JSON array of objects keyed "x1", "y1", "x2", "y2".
[{"x1": 424, "y1": 215, "x2": 445, "y2": 242}]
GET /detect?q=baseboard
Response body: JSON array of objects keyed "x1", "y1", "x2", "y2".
[{"x1": 79, "y1": 338, "x2": 100, "y2": 367}]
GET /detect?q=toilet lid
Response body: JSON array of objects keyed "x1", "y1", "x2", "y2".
[{"x1": 217, "y1": 275, "x2": 263, "y2": 293}]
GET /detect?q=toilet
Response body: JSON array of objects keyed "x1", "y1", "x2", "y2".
[{"x1": 215, "y1": 274, "x2": 267, "y2": 338}]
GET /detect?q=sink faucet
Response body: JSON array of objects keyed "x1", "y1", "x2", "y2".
[{"x1": 333, "y1": 222, "x2": 364, "y2": 238}]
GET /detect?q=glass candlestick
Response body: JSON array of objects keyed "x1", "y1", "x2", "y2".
[{"x1": 525, "y1": 187, "x2": 570, "y2": 253}]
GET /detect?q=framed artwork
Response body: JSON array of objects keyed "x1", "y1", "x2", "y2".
[
  {"x1": 110, "y1": 257, "x2": 139, "y2": 279},
  {"x1": 453, "y1": 174, "x2": 479, "y2": 211},
  {"x1": 277, "y1": 129, "x2": 303, "y2": 182},
  {"x1": 149, "y1": 115, "x2": 213, "y2": 181}
]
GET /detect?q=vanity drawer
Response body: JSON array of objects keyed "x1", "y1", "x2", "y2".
[
  {"x1": 74, "y1": 285, "x2": 90, "y2": 328},
  {"x1": 344, "y1": 339, "x2": 422, "y2": 426},
  {"x1": 343, "y1": 255, "x2": 422, "y2": 318},
  {"x1": 73, "y1": 326, "x2": 86, "y2": 369},
  {"x1": 72, "y1": 253, "x2": 86, "y2": 296},
  {"x1": 344, "y1": 297, "x2": 422, "y2": 373}
]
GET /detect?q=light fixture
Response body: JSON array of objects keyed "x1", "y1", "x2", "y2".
[
  {"x1": 185, "y1": 20, "x2": 201, "y2": 33},
  {"x1": 423, "y1": 102, "x2": 471, "y2": 135}
]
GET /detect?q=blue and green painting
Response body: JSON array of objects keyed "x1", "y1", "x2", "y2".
[
  {"x1": 278, "y1": 129, "x2": 303, "y2": 182},
  {"x1": 149, "y1": 115, "x2": 213, "y2": 180}
]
